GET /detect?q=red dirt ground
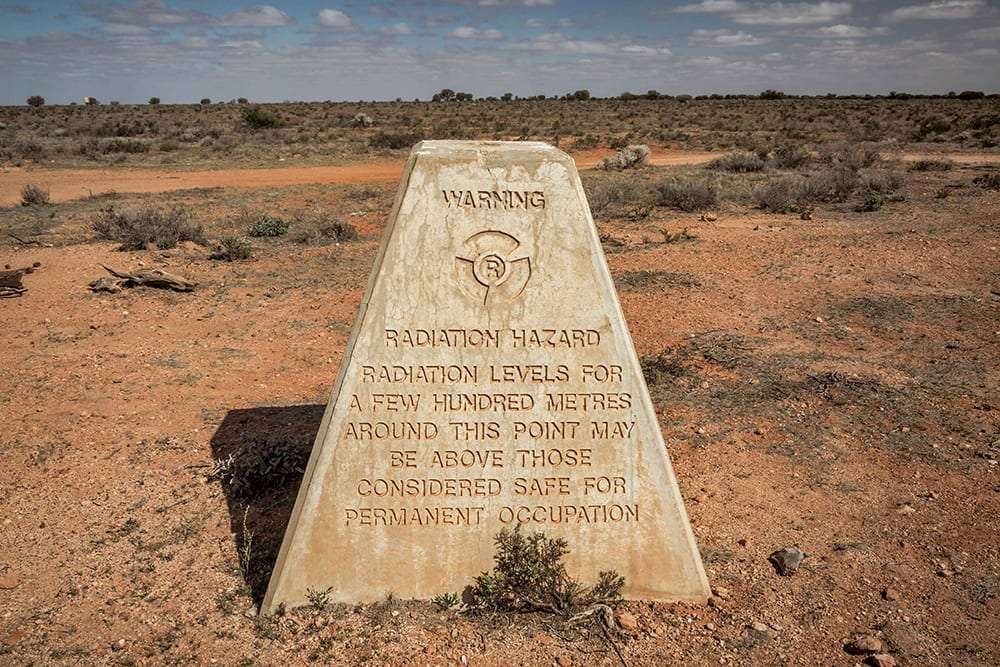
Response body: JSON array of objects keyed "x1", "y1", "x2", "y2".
[{"x1": 1, "y1": 155, "x2": 998, "y2": 666}]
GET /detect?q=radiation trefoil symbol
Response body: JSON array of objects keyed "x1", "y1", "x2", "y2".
[{"x1": 454, "y1": 230, "x2": 532, "y2": 306}]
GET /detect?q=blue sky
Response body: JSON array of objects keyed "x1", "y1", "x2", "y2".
[{"x1": 1, "y1": 0, "x2": 998, "y2": 104}]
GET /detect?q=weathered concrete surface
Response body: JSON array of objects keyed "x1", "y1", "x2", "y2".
[{"x1": 262, "y1": 141, "x2": 710, "y2": 612}]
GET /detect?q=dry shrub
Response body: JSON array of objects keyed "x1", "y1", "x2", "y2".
[
  {"x1": 20, "y1": 183, "x2": 50, "y2": 206},
  {"x1": 820, "y1": 143, "x2": 882, "y2": 170},
  {"x1": 769, "y1": 145, "x2": 811, "y2": 170},
  {"x1": 92, "y1": 206, "x2": 206, "y2": 250},
  {"x1": 707, "y1": 151, "x2": 765, "y2": 173},
  {"x1": 909, "y1": 158, "x2": 954, "y2": 171},
  {"x1": 369, "y1": 131, "x2": 422, "y2": 150},
  {"x1": 858, "y1": 169, "x2": 904, "y2": 195},
  {"x1": 973, "y1": 173, "x2": 1000, "y2": 190},
  {"x1": 655, "y1": 176, "x2": 718, "y2": 212},
  {"x1": 753, "y1": 175, "x2": 806, "y2": 213},
  {"x1": 583, "y1": 175, "x2": 655, "y2": 217},
  {"x1": 289, "y1": 216, "x2": 359, "y2": 245},
  {"x1": 597, "y1": 144, "x2": 649, "y2": 170}
]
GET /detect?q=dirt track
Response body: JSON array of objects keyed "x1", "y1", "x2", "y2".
[
  {"x1": 0, "y1": 150, "x2": 721, "y2": 206},
  {"x1": 4, "y1": 149, "x2": 998, "y2": 207}
]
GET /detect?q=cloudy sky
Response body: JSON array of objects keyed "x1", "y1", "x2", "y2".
[{"x1": 1, "y1": 0, "x2": 998, "y2": 104}]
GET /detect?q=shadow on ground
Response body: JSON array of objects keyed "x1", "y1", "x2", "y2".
[{"x1": 210, "y1": 404, "x2": 325, "y2": 605}]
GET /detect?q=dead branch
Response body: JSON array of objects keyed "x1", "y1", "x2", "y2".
[{"x1": 89, "y1": 265, "x2": 196, "y2": 293}]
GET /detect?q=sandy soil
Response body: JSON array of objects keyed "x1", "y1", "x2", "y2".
[{"x1": 0, "y1": 160, "x2": 998, "y2": 666}]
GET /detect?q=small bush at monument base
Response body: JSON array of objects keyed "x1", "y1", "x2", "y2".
[
  {"x1": 469, "y1": 526, "x2": 624, "y2": 615},
  {"x1": 211, "y1": 438, "x2": 308, "y2": 499},
  {"x1": 91, "y1": 206, "x2": 206, "y2": 250}
]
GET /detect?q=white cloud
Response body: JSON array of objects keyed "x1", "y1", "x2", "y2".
[
  {"x1": 967, "y1": 25, "x2": 1000, "y2": 39},
  {"x1": 807, "y1": 24, "x2": 887, "y2": 37},
  {"x1": 690, "y1": 28, "x2": 771, "y2": 46},
  {"x1": 620, "y1": 44, "x2": 673, "y2": 56},
  {"x1": 100, "y1": 23, "x2": 153, "y2": 35},
  {"x1": 888, "y1": 0, "x2": 984, "y2": 21},
  {"x1": 730, "y1": 2, "x2": 852, "y2": 25},
  {"x1": 525, "y1": 18, "x2": 545, "y2": 28},
  {"x1": 220, "y1": 5, "x2": 292, "y2": 28},
  {"x1": 381, "y1": 22, "x2": 413, "y2": 35},
  {"x1": 317, "y1": 8, "x2": 354, "y2": 29},
  {"x1": 676, "y1": 0, "x2": 745, "y2": 13},
  {"x1": 450, "y1": 26, "x2": 504, "y2": 39},
  {"x1": 523, "y1": 0, "x2": 557, "y2": 5}
]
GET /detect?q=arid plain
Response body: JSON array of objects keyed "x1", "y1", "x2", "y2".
[{"x1": 2, "y1": 98, "x2": 999, "y2": 665}]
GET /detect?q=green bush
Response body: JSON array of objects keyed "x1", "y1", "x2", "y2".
[
  {"x1": 242, "y1": 106, "x2": 283, "y2": 129},
  {"x1": 91, "y1": 206, "x2": 206, "y2": 250},
  {"x1": 654, "y1": 177, "x2": 718, "y2": 211},
  {"x1": 212, "y1": 235, "x2": 253, "y2": 261},
  {"x1": 855, "y1": 191, "x2": 884, "y2": 212},
  {"x1": 245, "y1": 214, "x2": 290, "y2": 237},
  {"x1": 469, "y1": 526, "x2": 624, "y2": 614},
  {"x1": 707, "y1": 151, "x2": 765, "y2": 173}
]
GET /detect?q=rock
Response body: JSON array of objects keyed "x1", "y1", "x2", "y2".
[
  {"x1": 845, "y1": 634, "x2": 884, "y2": 654},
  {"x1": 751, "y1": 622, "x2": 769, "y2": 633},
  {"x1": 768, "y1": 546, "x2": 805, "y2": 576},
  {"x1": 615, "y1": 610, "x2": 639, "y2": 633},
  {"x1": 532, "y1": 633, "x2": 555, "y2": 646},
  {"x1": 0, "y1": 573, "x2": 19, "y2": 590},
  {"x1": 700, "y1": 213, "x2": 718, "y2": 222},
  {"x1": 866, "y1": 655, "x2": 896, "y2": 667},
  {"x1": 713, "y1": 586, "x2": 730, "y2": 599},
  {"x1": 556, "y1": 654, "x2": 573, "y2": 667},
  {"x1": 882, "y1": 587, "x2": 901, "y2": 602}
]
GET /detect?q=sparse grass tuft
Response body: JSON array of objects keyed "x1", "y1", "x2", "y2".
[
  {"x1": 91, "y1": 206, "x2": 206, "y2": 250},
  {"x1": 432, "y1": 592, "x2": 460, "y2": 611}
]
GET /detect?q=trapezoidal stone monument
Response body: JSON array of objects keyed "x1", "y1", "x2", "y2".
[{"x1": 262, "y1": 141, "x2": 710, "y2": 612}]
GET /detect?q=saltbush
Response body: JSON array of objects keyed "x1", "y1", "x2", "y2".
[{"x1": 92, "y1": 206, "x2": 206, "y2": 250}]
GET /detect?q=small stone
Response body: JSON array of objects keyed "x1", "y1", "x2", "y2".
[
  {"x1": 0, "y1": 573, "x2": 19, "y2": 590},
  {"x1": 556, "y1": 654, "x2": 573, "y2": 667},
  {"x1": 769, "y1": 546, "x2": 805, "y2": 576},
  {"x1": 896, "y1": 504, "x2": 915, "y2": 515},
  {"x1": 243, "y1": 608, "x2": 256, "y2": 619},
  {"x1": 845, "y1": 634, "x2": 883, "y2": 655},
  {"x1": 532, "y1": 633, "x2": 555, "y2": 645},
  {"x1": 882, "y1": 587, "x2": 901, "y2": 601},
  {"x1": 713, "y1": 586, "x2": 730, "y2": 599},
  {"x1": 866, "y1": 655, "x2": 896, "y2": 667},
  {"x1": 708, "y1": 596, "x2": 723, "y2": 608},
  {"x1": 815, "y1": 316, "x2": 824, "y2": 323},
  {"x1": 751, "y1": 622, "x2": 769, "y2": 633},
  {"x1": 616, "y1": 610, "x2": 639, "y2": 634}
]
